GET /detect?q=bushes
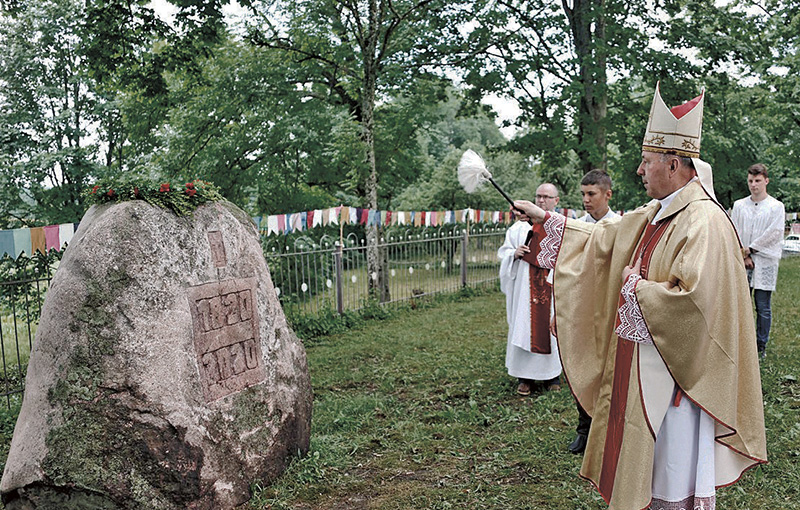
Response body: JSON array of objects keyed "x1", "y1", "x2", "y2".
[{"x1": 0, "y1": 395, "x2": 22, "y2": 474}]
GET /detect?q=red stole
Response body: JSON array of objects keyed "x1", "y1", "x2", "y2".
[
  {"x1": 598, "y1": 218, "x2": 672, "y2": 499},
  {"x1": 521, "y1": 223, "x2": 552, "y2": 354}
]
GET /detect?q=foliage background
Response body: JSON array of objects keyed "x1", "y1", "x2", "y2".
[{"x1": 1, "y1": 0, "x2": 799, "y2": 229}]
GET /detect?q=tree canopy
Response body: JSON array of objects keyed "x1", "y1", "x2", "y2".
[{"x1": 0, "y1": 0, "x2": 798, "y2": 228}]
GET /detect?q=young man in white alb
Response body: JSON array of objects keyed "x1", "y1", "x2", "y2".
[{"x1": 730, "y1": 163, "x2": 785, "y2": 358}]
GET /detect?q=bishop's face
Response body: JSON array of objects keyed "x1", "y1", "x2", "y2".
[{"x1": 637, "y1": 151, "x2": 672, "y2": 199}]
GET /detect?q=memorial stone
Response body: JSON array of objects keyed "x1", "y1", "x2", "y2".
[{"x1": 0, "y1": 199, "x2": 312, "y2": 509}]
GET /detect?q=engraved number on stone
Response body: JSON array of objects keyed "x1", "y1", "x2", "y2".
[
  {"x1": 196, "y1": 290, "x2": 252, "y2": 332},
  {"x1": 203, "y1": 339, "x2": 259, "y2": 383}
]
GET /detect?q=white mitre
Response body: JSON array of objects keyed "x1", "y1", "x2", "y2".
[
  {"x1": 642, "y1": 82, "x2": 716, "y2": 201},
  {"x1": 642, "y1": 82, "x2": 704, "y2": 158}
]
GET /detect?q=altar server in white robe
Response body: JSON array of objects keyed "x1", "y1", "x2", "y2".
[
  {"x1": 498, "y1": 183, "x2": 562, "y2": 396},
  {"x1": 730, "y1": 162, "x2": 785, "y2": 357}
]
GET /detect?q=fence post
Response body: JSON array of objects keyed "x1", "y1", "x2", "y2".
[
  {"x1": 460, "y1": 230, "x2": 468, "y2": 287},
  {"x1": 334, "y1": 242, "x2": 344, "y2": 314}
]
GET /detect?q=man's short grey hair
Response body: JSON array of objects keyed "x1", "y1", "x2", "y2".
[{"x1": 660, "y1": 153, "x2": 694, "y2": 169}]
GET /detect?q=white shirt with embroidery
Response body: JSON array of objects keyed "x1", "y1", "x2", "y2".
[{"x1": 730, "y1": 194, "x2": 785, "y2": 291}]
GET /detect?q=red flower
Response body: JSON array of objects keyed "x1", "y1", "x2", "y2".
[
  {"x1": 106, "y1": 189, "x2": 114, "y2": 196},
  {"x1": 90, "y1": 185, "x2": 100, "y2": 194},
  {"x1": 186, "y1": 189, "x2": 197, "y2": 197},
  {"x1": 186, "y1": 182, "x2": 195, "y2": 190},
  {"x1": 133, "y1": 187, "x2": 140, "y2": 197},
  {"x1": 159, "y1": 183, "x2": 170, "y2": 192}
]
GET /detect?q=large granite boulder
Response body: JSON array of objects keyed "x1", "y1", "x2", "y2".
[{"x1": 0, "y1": 200, "x2": 312, "y2": 509}]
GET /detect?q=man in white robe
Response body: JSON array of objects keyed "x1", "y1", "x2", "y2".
[
  {"x1": 498, "y1": 183, "x2": 562, "y2": 396},
  {"x1": 730, "y1": 163, "x2": 785, "y2": 357}
]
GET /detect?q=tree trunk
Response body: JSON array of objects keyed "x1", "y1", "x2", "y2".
[
  {"x1": 363, "y1": 0, "x2": 390, "y2": 302},
  {"x1": 564, "y1": 0, "x2": 607, "y2": 174}
]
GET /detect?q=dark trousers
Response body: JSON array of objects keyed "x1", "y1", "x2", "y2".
[{"x1": 753, "y1": 288, "x2": 772, "y2": 353}]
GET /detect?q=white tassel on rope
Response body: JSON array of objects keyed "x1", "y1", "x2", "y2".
[
  {"x1": 457, "y1": 149, "x2": 518, "y2": 209},
  {"x1": 457, "y1": 149, "x2": 492, "y2": 193}
]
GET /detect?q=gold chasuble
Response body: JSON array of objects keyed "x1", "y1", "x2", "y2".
[{"x1": 544, "y1": 181, "x2": 767, "y2": 510}]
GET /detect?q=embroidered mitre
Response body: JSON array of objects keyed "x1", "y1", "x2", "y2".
[{"x1": 642, "y1": 82, "x2": 704, "y2": 158}]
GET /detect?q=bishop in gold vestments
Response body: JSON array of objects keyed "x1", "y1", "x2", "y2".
[{"x1": 514, "y1": 84, "x2": 767, "y2": 510}]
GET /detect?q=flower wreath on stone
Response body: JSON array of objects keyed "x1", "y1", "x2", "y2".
[{"x1": 85, "y1": 178, "x2": 224, "y2": 216}]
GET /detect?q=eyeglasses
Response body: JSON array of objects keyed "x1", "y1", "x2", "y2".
[{"x1": 536, "y1": 194, "x2": 557, "y2": 200}]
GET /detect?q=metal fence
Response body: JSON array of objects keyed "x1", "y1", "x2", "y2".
[
  {"x1": 263, "y1": 223, "x2": 507, "y2": 317},
  {"x1": 0, "y1": 252, "x2": 59, "y2": 409},
  {"x1": 2, "y1": 222, "x2": 796, "y2": 410},
  {"x1": 0, "y1": 224, "x2": 508, "y2": 409}
]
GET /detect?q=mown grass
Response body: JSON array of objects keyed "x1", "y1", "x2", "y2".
[
  {"x1": 0, "y1": 315, "x2": 34, "y2": 370},
  {"x1": 0, "y1": 260, "x2": 796, "y2": 508},
  {"x1": 248, "y1": 257, "x2": 800, "y2": 509}
]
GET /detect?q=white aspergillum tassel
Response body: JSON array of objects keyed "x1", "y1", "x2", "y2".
[
  {"x1": 457, "y1": 149, "x2": 520, "y2": 212},
  {"x1": 457, "y1": 149, "x2": 493, "y2": 194}
]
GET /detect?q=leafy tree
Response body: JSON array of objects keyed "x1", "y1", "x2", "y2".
[
  {"x1": 80, "y1": 0, "x2": 247, "y2": 174},
  {"x1": 605, "y1": 0, "x2": 797, "y2": 211},
  {"x1": 0, "y1": 0, "x2": 237, "y2": 228},
  {"x1": 464, "y1": 0, "x2": 661, "y2": 174},
  {"x1": 393, "y1": 88, "x2": 532, "y2": 210},
  {"x1": 0, "y1": 0, "x2": 100, "y2": 227},
  {"x1": 464, "y1": 0, "x2": 780, "y2": 208},
  {"x1": 741, "y1": 0, "x2": 800, "y2": 212},
  {"x1": 80, "y1": 0, "x2": 175, "y2": 171},
  {"x1": 150, "y1": 37, "x2": 361, "y2": 213},
  {"x1": 243, "y1": 0, "x2": 478, "y2": 300}
]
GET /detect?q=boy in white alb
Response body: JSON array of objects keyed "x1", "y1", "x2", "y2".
[{"x1": 730, "y1": 163, "x2": 785, "y2": 357}]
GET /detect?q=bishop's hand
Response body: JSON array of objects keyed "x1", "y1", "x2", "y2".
[
  {"x1": 622, "y1": 257, "x2": 643, "y2": 283},
  {"x1": 513, "y1": 200, "x2": 546, "y2": 223}
]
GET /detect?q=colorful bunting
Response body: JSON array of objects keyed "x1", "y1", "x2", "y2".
[
  {"x1": 5, "y1": 205, "x2": 797, "y2": 260},
  {"x1": 0, "y1": 223, "x2": 77, "y2": 260},
  {"x1": 44, "y1": 225, "x2": 60, "y2": 251},
  {"x1": 0, "y1": 231, "x2": 12, "y2": 259},
  {"x1": 12, "y1": 229, "x2": 31, "y2": 258}
]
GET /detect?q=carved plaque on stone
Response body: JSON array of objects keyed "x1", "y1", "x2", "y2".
[
  {"x1": 208, "y1": 231, "x2": 227, "y2": 267},
  {"x1": 188, "y1": 278, "x2": 266, "y2": 402}
]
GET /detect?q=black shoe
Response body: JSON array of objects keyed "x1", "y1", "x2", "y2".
[{"x1": 568, "y1": 433, "x2": 587, "y2": 454}]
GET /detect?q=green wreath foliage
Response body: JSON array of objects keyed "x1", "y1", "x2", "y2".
[{"x1": 84, "y1": 178, "x2": 224, "y2": 216}]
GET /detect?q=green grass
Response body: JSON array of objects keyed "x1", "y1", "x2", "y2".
[
  {"x1": 248, "y1": 257, "x2": 800, "y2": 509},
  {"x1": 0, "y1": 259, "x2": 798, "y2": 508},
  {"x1": 0, "y1": 315, "x2": 34, "y2": 369}
]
